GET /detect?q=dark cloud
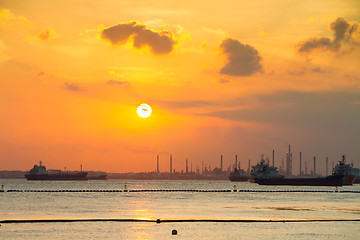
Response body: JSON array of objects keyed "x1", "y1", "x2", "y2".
[
  {"x1": 220, "y1": 38, "x2": 262, "y2": 76},
  {"x1": 331, "y1": 17, "x2": 350, "y2": 43},
  {"x1": 297, "y1": 17, "x2": 359, "y2": 54},
  {"x1": 107, "y1": 80, "x2": 129, "y2": 86},
  {"x1": 204, "y1": 91, "x2": 360, "y2": 134},
  {"x1": 101, "y1": 21, "x2": 176, "y2": 55},
  {"x1": 297, "y1": 37, "x2": 339, "y2": 53},
  {"x1": 219, "y1": 79, "x2": 230, "y2": 84},
  {"x1": 64, "y1": 82, "x2": 80, "y2": 92},
  {"x1": 312, "y1": 67, "x2": 325, "y2": 73},
  {"x1": 155, "y1": 100, "x2": 214, "y2": 109},
  {"x1": 38, "y1": 28, "x2": 57, "y2": 41}
]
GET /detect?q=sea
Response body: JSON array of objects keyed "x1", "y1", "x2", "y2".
[{"x1": 1, "y1": 179, "x2": 359, "y2": 240}]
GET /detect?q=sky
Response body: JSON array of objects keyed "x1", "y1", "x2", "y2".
[{"x1": 0, "y1": 0, "x2": 359, "y2": 174}]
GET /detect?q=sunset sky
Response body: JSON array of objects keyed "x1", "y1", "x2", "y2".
[{"x1": 1, "y1": 0, "x2": 359, "y2": 174}]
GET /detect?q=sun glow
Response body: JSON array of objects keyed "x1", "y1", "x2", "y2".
[{"x1": 137, "y1": 103, "x2": 152, "y2": 118}]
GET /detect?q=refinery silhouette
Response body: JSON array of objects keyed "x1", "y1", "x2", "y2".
[{"x1": 1, "y1": 145, "x2": 351, "y2": 180}]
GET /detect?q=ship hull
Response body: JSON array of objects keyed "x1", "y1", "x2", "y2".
[
  {"x1": 254, "y1": 175, "x2": 344, "y2": 186},
  {"x1": 229, "y1": 175, "x2": 249, "y2": 182},
  {"x1": 25, "y1": 172, "x2": 88, "y2": 181},
  {"x1": 87, "y1": 175, "x2": 107, "y2": 180},
  {"x1": 354, "y1": 177, "x2": 360, "y2": 184},
  {"x1": 342, "y1": 175, "x2": 356, "y2": 185}
]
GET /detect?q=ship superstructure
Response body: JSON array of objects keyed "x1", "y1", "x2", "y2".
[{"x1": 25, "y1": 161, "x2": 87, "y2": 181}]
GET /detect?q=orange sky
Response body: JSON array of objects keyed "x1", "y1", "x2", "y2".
[{"x1": 0, "y1": 0, "x2": 359, "y2": 174}]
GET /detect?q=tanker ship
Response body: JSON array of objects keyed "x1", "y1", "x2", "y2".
[
  {"x1": 25, "y1": 161, "x2": 87, "y2": 181},
  {"x1": 251, "y1": 155, "x2": 343, "y2": 186}
]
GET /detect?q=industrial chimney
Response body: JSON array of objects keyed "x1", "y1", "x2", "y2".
[
  {"x1": 157, "y1": 155, "x2": 159, "y2": 173},
  {"x1": 299, "y1": 152, "x2": 302, "y2": 175},
  {"x1": 286, "y1": 144, "x2": 292, "y2": 176},
  {"x1": 235, "y1": 154, "x2": 237, "y2": 170},
  {"x1": 170, "y1": 154, "x2": 172, "y2": 174},
  {"x1": 326, "y1": 156, "x2": 328, "y2": 176},
  {"x1": 221, "y1": 155, "x2": 223, "y2": 172}
]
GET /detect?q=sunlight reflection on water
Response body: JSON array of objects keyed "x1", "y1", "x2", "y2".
[{"x1": 1, "y1": 179, "x2": 359, "y2": 239}]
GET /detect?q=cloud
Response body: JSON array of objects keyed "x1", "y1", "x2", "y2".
[
  {"x1": 0, "y1": 9, "x2": 31, "y2": 26},
  {"x1": 101, "y1": 21, "x2": 176, "y2": 55},
  {"x1": 107, "y1": 80, "x2": 129, "y2": 86},
  {"x1": 297, "y1": 17, "x2": 359, "y2": 54},
  {"x1": 38, "y1": 28, "x2": 58, "y2": 41},
  {"x1": 220, "y1": 38, "x2": 262, "y2": 76},
  {"x1": 219, "y1": 79, "x2": 230, "y2": 84},
  {"x1": 155, "y1": 100, "x2": 214, "y2": 110},
  {"x1": 64, "y1": 82, "x2": 81, "y2": 92},
  {"x1": 312, "y1": 67, "x2": 325, "y2": 73},
  {"x1": 331, "y1": 17, "x2": 350, "y2": 43},
  {"x1": 204, "y1": 91, "x2": 360, "y2": 133},
  {"x1": 297, "y1": 37, "x2": 339, "y2": 53}
]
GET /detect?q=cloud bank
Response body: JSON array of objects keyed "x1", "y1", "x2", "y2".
[
  {"x1": 205, "y1": 91, "x2": 360, "y2": 133},
  {"x1": 220, "y1": 38, "x2": 262, "y2": 76},
  {"x1": 101, "y1": 21, "x2": 176, "y2": 55},
  {"x1": 297, "y1": 17, "x2": 359, "y2": 54}
]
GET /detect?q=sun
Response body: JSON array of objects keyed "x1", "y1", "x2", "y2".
[{"x1": 137, "y1": 103, "x2": 152, "y2": 118}]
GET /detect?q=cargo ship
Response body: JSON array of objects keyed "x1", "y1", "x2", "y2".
[
  {"x1": 251, "y1": 155, "x2": 343, "y2": 186},
  {"x1": 229, "y1": 168, "x2": 249, "y2": 182},
  {"x1": 25, "y1": 162, "x2": 87, "y2": 181},
  {"x1": 250, "y1": 155, "x2": 284, "y2": 182},
  {"x1": 254, "y1": 175, "x2": 344, "y2": 186},
  {"x1": 332, "y1": 155, "x2": 357, "y2": 185}
]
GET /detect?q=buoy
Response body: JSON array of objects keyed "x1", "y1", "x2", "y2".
[
  {"x1": 233, "y1": 185, "x2": 237, "y2": 192},
  {"x1": 172, "y1": 229, "x2": 178, "y2": 235},
  {"x1": 0, "y1": 185, "x2": 4, "y2": 193},
  {"x1": 156, "y1": 219, "x2": 161, "y2": 224},
  {"x1": 124, "y1": 184, "x2": 128, "y2": 192}
]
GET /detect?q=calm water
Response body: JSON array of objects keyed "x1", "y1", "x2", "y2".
[{"x1": 1, "y1": 179, "x2": 359, "y2": 239}]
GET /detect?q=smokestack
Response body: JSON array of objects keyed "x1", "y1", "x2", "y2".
[
  {"x1": 157, "y1": 155, "x2": 159, "y2": 173},
  {"x1": 186, "y1": 158, "x2": 188, "y2": 173},
  {"x1": 202, "y1": 160, "x2": 204, "y2": 174},
  {"x1": 235, "y1": 154, "x2": 238, "y2": 170},
  {"x1": 299, "y1": 152, "x2": 302, "y2": 175},
  {"x1": 248, "y1": 159, "x2": 251, "y2": 173},
  {"x1": 286, "y1": 144, "x2": 292, "y2": 176},
  {"x1": 314, "y1": 156, "x2": 316, "y2": 175},
  {"x1": 170, "y1": 154, "x2": 172, "y2": 174},
  {"x1": 326, "y1": 157, "x2": 328, "y2": 176},
  {"x1": 221, "y1": 155, "x2": 223, "y2": 172},
  {"x1": 272, "y1": 150, "x2": 275, "y2": 167}
]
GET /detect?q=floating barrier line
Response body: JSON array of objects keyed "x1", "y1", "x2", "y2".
[
  {"x1": 1, "y1": 218, "x2": 360, "y2": 224},
  {"x1": 5, "y1": 189, "x2": 360, "y2": 193}
]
